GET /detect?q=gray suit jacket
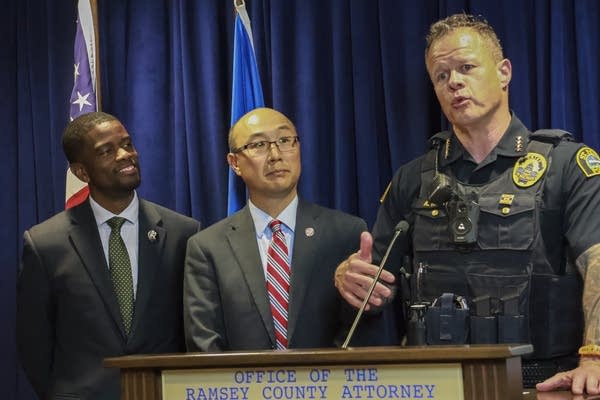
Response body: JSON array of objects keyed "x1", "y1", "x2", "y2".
[
  {"x1": 184, "y1": 200, "x2": 384, "y2": 351},
  {"x1": 17, "y1": 199, "x2": 200, "y2": 400}
]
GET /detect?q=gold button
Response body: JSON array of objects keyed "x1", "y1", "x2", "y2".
[
  {"x1": 502, "y1": 207, "x2": 510, "y2": 215},
  {"x1": 431, "y1": 209, "x2": 439, "y2": 217}
]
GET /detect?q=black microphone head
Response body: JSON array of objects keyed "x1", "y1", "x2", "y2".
[{"x1": 394, "y1": 220, "x2": 409, "y2": 233}]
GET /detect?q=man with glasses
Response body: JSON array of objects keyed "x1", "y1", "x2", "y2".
[{"x1": 183, "y1": 107, "x2": 384, "y2": 351}]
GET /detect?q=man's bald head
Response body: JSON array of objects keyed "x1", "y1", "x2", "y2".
[{"x1": 229, "y1": 107, "x2": 296, "y2": 151}]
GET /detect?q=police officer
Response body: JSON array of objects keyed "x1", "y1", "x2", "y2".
[{"x1": 334, "y1": 14, "x2": 600, "y2": 395}]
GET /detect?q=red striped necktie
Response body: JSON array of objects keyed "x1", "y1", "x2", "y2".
[{"x1": 266, "y1": 219, "x2": 291, "y2": 349}]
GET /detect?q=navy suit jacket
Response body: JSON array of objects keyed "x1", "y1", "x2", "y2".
[
  {"x1": 184, "y1": 200, "x2": 389, "y2": 351},
  {"x1": 17, "y1": 198, "x2": 200, "y2": 400}
]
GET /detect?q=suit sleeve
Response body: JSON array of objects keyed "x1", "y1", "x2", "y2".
[
  {"x1": 183, "y1": 235, "x2": 227, "y2": 351},
  {"x1": 17, "y1": 231, "x2": 54, "y2": 398}
]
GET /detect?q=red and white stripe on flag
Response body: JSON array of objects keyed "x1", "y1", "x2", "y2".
[{"x1": 66, "y1": 0, "x2": 98, "y2": 209}]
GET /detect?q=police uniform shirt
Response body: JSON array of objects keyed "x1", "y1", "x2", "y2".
[{"x1": 372, "y1": 113, "x2": 600, "y2": 269}]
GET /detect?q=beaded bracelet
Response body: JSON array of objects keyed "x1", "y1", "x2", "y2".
[{"x1": 578, "y1": 344, "x2": 600, "y2": 356}]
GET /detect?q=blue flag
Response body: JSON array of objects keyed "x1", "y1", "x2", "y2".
[{"x1": 227, "y1": 0, "x2": 265, "y2": 215}]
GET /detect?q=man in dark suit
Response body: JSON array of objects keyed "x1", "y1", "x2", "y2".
[
  {"x1": 17, "y1": 112, "x2": 200, "y2": 400},
  {"x1": 184, "y1": 107, "x2": 387, "y2": 351}
]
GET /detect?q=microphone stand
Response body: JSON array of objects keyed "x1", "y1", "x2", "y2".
[{"x1": 341, "y1": 223, "x2": 407, "y2": 349}]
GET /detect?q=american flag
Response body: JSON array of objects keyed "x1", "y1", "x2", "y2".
[
  {"x1": 65, "y1": 0, "x2": 99, "y2": 209},
  {"x1": 227, "y1": 0, "x2": 265, "y2": 215}
]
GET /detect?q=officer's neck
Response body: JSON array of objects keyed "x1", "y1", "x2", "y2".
[{"x1": 453, "y1": 112, "x2": 511, "y2": 164}]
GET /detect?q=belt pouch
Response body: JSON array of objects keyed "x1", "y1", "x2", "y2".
[
  {"x1": 470, "y1": 316, "x2": 497, "y2": 344},
  {"x1": 425, "y1": 293, "x2": 469, "y2": 344},
  {"x1": 498, "y1": 314, "x2": 528, "y2": 343}
]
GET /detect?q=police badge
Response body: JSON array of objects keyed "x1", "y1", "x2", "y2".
[{"x1": 512, "y1": 152, "x2": 548, "y2": 188}]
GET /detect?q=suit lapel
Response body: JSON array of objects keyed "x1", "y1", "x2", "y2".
[
  {"x1": 287, "y1": 201, "x2": 321, "y2": 344},
  {"x1": 226, "y1": 207, "x2": 275, "y2": 346},
  {"x1": 131, "y1": 200, "x2": 166, "y2": 338},
  {"x1": 68, "y1": 201, "x2": 126, "y2": 338}
]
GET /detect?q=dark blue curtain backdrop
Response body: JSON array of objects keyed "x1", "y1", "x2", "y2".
[{"x1": 2, "y1": 1, "x2": 599, "y2": 398}]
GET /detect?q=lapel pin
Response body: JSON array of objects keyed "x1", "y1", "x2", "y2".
[
  {"x1": 147, "y1": 230, "x2": 158, "y2": 242},
  {"x1": 305, "y1": 227, "x2": 315, "y2": 237}
]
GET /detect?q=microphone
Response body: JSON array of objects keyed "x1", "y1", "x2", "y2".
[{"x1": 341, "y1": 220, "x2": 410, "y2": 349}]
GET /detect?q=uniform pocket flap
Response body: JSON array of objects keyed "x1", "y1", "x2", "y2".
[{"x1": 478, "y1": 193, "x2": 535, "y2": 218}]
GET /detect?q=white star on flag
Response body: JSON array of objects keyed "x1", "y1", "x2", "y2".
[
  {"x1": 66, "y1": 0, "x2": 98, "y2": 209},
  {"x1": 72, "y1": 91, "x2": 92, "y2": 112}
]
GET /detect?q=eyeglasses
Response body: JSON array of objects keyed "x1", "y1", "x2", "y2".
[{"x1": 232, "y1": 136, "x2": 300, "y2": 157}]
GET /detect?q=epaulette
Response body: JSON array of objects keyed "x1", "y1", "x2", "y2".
[
  {"x1": 530, "y1": 129, "x2": 575, "y2": 144},
  {"x1": 428, "y1": 131, "x2": 452, "y2": 149}
]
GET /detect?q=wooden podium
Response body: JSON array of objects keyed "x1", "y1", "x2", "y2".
[{"x1": 105, "y1": 344, "x2": 532, "y2": 400}]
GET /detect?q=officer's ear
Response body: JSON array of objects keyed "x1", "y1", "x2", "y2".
[{"x1": 497, "y1": 58, "x2": 512, "y2": 91}]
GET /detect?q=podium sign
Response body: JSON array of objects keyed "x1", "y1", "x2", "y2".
[
  {"x1": 163, "y1": 363, "x2": 464, "y2": 400},
  {"x1": 105, "y1": 345, "x2": 532, "y2": 400}
]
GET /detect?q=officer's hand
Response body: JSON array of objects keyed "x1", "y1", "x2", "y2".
[
  {"x1": 334, "y1": 231, "x2": 396, "y2": 311},
  {"x1": 536, "y1": 357, "x2": 600, "y2": 395}
]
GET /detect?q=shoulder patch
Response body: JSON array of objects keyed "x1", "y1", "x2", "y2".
[
  {"x1": 512, "y1": 152, "x2": 548, "y2": 188},
  {"x1": 576, "y1": 146, "x2": 600, "y2": 178}
]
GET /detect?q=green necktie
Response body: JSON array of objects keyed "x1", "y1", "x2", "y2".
[{"x1": 107, "y1": 217, "x2": 134, "y2": 335}]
